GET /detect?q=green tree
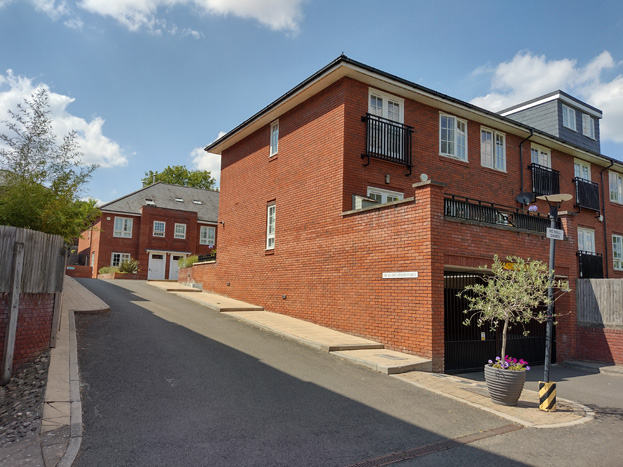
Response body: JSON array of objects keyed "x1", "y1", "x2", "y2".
[
  {"x1": 142, "y1": 165, "x2": 216, "y2": 190},
  {"x1": 0, "y1": 88, "x2": 100, "y2": 242},
  {"x1": 459, "y1": 255, "x2": 570, "y2": 361}
]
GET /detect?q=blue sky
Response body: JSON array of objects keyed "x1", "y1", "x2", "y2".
[{"x1": 1, "y1": 0, "x2": 623, "y2": 204}]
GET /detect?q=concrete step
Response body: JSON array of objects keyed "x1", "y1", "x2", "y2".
[{"x1": 332, "y1": 349, "x2": 432, "y2": 374}]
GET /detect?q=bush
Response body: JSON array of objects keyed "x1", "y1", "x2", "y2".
[
  {"x1": 178, "y1": 255, "x2": 198, "y2": 269},
  {"x1": 118, "y1": 258, "x2": 140, "y2": 273},
  {"x1": 98, "y1": 266, "x2": 119, "y2": 274}
]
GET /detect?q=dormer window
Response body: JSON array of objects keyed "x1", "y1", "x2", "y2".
[
  {"x1": 175, "y1": 197, "x2": 183, "y2": 202},
  {"x1": 582, "y1": 114, "x2": 596, "y2": 139},
  {"x1": 145, "y1": 199, "x2": 155, "y2": 206},
  {"x1": 193, "y1": 200, "x2": 202, "y2": 205},
  {"x1": 562, "y1": 104, "x2": 576, "y2": 131}
]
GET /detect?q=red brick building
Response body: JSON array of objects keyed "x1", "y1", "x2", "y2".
[
  {"x1": 186, "y1": 56, "x2": 623, "y2": 372},
  {"x1": 78, "y1": 183, "x2": 219, "y2": 280}
]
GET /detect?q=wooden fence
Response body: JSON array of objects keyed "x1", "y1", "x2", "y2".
[
  {"x1": 577, "y1": 279, "x2": 623, "y2": 327},
  {"x1": 0, "y1": 225, "x2": 65, "y2": 293},
  {"x1": 0, "y1": 225, "x2": 65, "y2": 383}
]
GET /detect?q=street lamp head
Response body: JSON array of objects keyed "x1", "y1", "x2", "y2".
[{"x1": 536, "y1": 193, "x2": 572, "y2": 205}]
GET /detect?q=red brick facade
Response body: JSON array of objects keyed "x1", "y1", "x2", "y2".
[
  {"x1": 79, "y1": 205, "x2": 217, "y2": 280},
  {"x1": 0, "y1": 293, "x2": 56, "y2": 372},
  {"x1": 184, "y1": 61, "x2": 623, "y2": 371}
]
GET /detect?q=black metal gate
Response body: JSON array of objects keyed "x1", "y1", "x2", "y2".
[{"x1": 444, "y1": 272, "x2": 554, "y2": 373}]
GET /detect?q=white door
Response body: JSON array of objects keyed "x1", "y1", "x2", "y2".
[
  {"x1": 148, "y1": 253, "x2": 165, "y2": 280},
  {"x1": 169, "y1": 255, "x2": 184, "y2": 280}
]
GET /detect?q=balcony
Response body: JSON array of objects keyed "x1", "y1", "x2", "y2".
[
  {"x1": 361, "y1": 113, "x2": 413, "y2": 174},
  {"x1": 577, "y1": 251, "x2": 603, "y2": 278},
  {"x1": 574, "y1": 178, "x2": 600, "y2": 211},
  {"x1": 444, "y1": 195, "x2": 557, "y2": 234},
  {"x1": 530, "y1": 163, "x2": 560, "y2": 196}
]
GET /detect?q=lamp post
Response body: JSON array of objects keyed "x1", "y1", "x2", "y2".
[{"x1": 536, "y1": 193, "x2": 571, "y2": 411}]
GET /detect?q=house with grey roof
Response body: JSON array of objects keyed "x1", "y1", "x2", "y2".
[{"x1": 78, "y1": 182, "x2": 219, "y2": 280}]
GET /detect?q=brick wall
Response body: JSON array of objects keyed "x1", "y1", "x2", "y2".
[
  {"x1": 186, "y1": 76, "x2": 623, "y2": 370},
  {"x1": 78, "y1": 208, "x2": 216, "y2": 279},
  {"x1": 65, "y1": 265, "x2": 93, "y2": 278},
  {"x1": 0, "y1": 293, "x2": 55, "y2": 372},
  {"x1": 577, "y1": 327, "x2": 623, "y2": 364}
]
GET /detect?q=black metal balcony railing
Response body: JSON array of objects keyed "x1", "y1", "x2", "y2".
[
  {"x1": 198, "y1": 253, "x2": 216, "y2": 262},
  {"x1": 577, "y1": 250, "x2": 603, "y2": 278},
  {"x1": 444, "y1": 195, "x2": 558, "y2": 234},
  {"x1": 361, "y1": 113, "x2": 413, "y2": 174},
  {"x1": 574, "y1": 178, "x2": 600, "y2": 211},
  {"x1": 530, "y1": 163, "x2": 560, "y2": 196}
]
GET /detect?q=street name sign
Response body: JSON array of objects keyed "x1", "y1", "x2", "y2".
[
  {"x1": 382, "y1": 271, "x2": 418, "y2": 279},
  {"x1": 546, "y1": 228, "x2": 564, "y2": 240}
]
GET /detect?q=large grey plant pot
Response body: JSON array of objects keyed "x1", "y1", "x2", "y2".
[{"x1": 484, "y1": 364, "x2": 527, "y2": 406}]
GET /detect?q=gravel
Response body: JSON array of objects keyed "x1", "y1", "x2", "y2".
[{"x1": 0, "y1": 351, "x2": 50, "y2": 447}]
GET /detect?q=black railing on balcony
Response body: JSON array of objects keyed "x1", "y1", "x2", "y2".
[
  {"x1": 198, "y1": 253, "x2": 216, "y2": 262},
  {"x1": 530, "y1": 163, "x2": 560, "y2": 196},
  {"x1": 577, "y1": 250, "x2": 603, "y2": 278},
  {"x1": 361, "y1": 113, "x2": 413, "y2": 175},
  {"x1": 574, "y1": 178, "x2": 600, "y2": 211},
  {"x1": 444, "y1": 195, "x2": 559, "y2": 234}
]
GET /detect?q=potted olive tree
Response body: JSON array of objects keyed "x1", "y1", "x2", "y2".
[{"x1": 459, "y1": 255, "x2": 570, "y2": 406}]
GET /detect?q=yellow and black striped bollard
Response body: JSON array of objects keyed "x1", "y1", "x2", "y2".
[{"x1": 539, "y1": 381, "x2": 556, "y2": 412}]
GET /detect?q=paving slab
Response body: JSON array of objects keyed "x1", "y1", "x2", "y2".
[
  {"x1": 333, "y1": 349, "x2": 432, "y2": 374},
  {"x1": 147, "y1": 280, "x2": 202, "y2": 293},
  {"x1": 224, "y1": 311, "x2": 384, "y2": 351},
  {"x1": 563, "y1": 360, "x2": 623, "y2": 376},
  {"x1": 172, "y1": 291, "x2": 264, "y2": 311},
  {"x1": 395, "y1": 371, "x2": 594, "y2": 428}
]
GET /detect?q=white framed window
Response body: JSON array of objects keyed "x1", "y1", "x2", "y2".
[
  {"x1": 266, "y1": 204, "x2": 276, "y2": 250},
  {"x1": 531, "y1": 144, "x2": 551, "y2": 168},
  {"x1": 613, "y1": 235, "x2": 623, "y2": 271},
  {"x1": 200, "y1": 226, "x2": 216, "y2": 245},
  {"x1": 369, "y1": 89, "x2": 404, "y2": 123},
  {"x1": 113, "y1": 217, "x2": 133, "y2": 238},
  {"x1": 367, "y1": 187, "x2": 404, "y2": 204},
  {"x1": 562, "y1": 104, "x2": 576, "y2": 131},
  {"x1": 574, "y1": 159, "x2": 591, "y2": 181},
  {"x1": 578, "y1": 227, "x2": 596, "y2": 253},
  {"x1": 480, "y1": 128, "x2": 506, "y2": 171},
  {"x1": 440, "y1": 114, "x2": 467, "y2": 161},
  {"x1": 153, "y1": 221, "x2": 165, "y2": 237},
  {"x1": 582, "y1": 114, "x2": 595, "y2": 139},
  {"x1": 610, "y1": 171, "x2": 623, "y2": 204},
  {"x1": 174, "y1": 223, "x2": 186, "y2": 239},
  {"x1": 270, "y1": 120, "x2": 279, "y2": 157},
  {"x1": 111, "y1": 252, "x2": 131, "y2": 268}
]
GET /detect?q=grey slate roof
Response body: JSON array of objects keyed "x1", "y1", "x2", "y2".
[{"x1": 99, "y1": 182, "x2": 219, "y2": 223}]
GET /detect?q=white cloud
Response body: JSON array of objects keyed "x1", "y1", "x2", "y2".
[
  {"x1": 190, "y1": 137, "x2": 222, "y2": 187},
  {"x1": 471, "y1": 51, "x2": 623, "y2": 144},
  {"x1": 77, "y1": 0, "x2": 303, "y2": 33},
  {"x1": 0, "y1": 70, "x2": 128, "y2": 168}
]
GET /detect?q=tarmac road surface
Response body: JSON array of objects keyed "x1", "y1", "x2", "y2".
[{"x1": 74, "y1": 279, "x2": 623, "y2": 466}]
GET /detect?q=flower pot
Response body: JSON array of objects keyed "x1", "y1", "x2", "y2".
[{"x1": 484, "y1": 364, "x2": 527, "y2": 406}]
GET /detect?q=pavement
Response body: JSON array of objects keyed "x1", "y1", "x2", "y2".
[{"x1": 3, "y1": 277, "x2": 620, "y2": 466}]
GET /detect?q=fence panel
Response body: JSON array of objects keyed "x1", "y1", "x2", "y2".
[
  {"x1": 577, "y1": 279, "x2": 623, "y2": 327},
  {"x1": 0, "y1": 225, "x2": 65, "y2": 293}
]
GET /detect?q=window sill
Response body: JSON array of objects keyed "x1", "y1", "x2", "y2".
[
  {"x1": 480, "y1": 166, "x2": 508, "y2": 176},
  {"x1": 439, "y1": 154, "x2": 469, "y2": 166},
  {"x1": 269, "y1": 154, "x2": 279, "y2": 162},
  {"x1": 265, "y1": 249, "x2": 275, "y2": 255}
]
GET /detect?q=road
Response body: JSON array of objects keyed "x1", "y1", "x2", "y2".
[{"x1": 74, "y1": 279, "x2": 623, "y2": 466}]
